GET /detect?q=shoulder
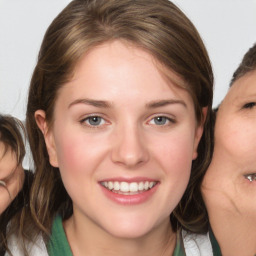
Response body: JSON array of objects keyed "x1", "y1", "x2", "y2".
[
  {"x1": 182, "y1": 230, "x2": 213, "y2": 256},
  {"x1": 5, "y1": 233, "x2": 48, "y2": 256}
]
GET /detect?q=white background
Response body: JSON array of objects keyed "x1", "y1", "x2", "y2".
[{"x1": 1, "y1": 0, "x2": 256, "y2": 120}]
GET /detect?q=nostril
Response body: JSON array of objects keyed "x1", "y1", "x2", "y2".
[
  {"x1": 111, "y1": 130, "x2": 149, "y2": 167},
  {"x1": 112, "y1": 150, "x2": 149, "y2": 167}
]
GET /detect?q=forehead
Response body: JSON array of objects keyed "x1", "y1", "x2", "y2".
[
  {"x1": 61, "y1": 41, "x2": 192, "y2": 103},
  {"x1": 73, "y1": 41, "x2": 185, "y2": 85},
  {"x1": 221, "y1": 70, "x2": 256, "y2": 108}
]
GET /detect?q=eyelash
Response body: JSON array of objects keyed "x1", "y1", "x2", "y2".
[
  {"x1": 148, "y1": 115, "x2": 176, "y2": 126},
  {"x1": 243, "y1": 102, "x2": 256, "y2": 109},
  {"x1": 79, "y1": 114, "x2": 176, "y2": 129},
  {"x1": 80, "y1": 115, "x2": 108, "y2": 128}
]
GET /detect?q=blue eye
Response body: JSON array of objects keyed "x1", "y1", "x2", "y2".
[
  {"x1": 154, "y1": 116, "x2": 168, "y2": 125},
  {"x1": 83, "y1": 116, "x2": 105, "y2": 126},
  {"x1": 149, "y1": 116, "x2": 174, "y2": 126}
]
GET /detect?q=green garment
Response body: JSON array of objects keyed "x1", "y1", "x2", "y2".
[
  {"x1": 209, "y1": 227, "x2": 222, "y2": 256},
  {"x1": 47, "y1": 216, "x2": 219, "y2": 256},
  {"x1": 47, "y1": 215, "x2": 72, "y2": 256},
  {"x1": 173, "y1": 233, "x2": 186, "y2": 256}
]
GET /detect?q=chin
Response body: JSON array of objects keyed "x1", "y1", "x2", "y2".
[
  {"x1": 100, "y1": 213, "x2": 166, "y2": 240},
  {"x1": 105, "y1": 224, "x2": 153, "y2": 240}
]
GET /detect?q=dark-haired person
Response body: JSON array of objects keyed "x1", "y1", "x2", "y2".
[
  {"x1": 202, "y1": 43, "x2": 256, "y2": 256},
  {"x1": 0, "y1": 115, "x2": 25, "y2": 215},
  {"x1": 0, "y1": 115, "x2": 33, "y2": 256}
]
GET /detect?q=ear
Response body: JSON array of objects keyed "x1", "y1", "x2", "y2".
[
  {"x1": 35, "y1": 110, "x2": 59, "y2": 167},
  {"x1": 192, "y1": 107, "x2": 208, "y2": 160}
]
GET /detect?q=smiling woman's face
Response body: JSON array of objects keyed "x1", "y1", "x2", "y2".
[
  {"x1": 202, "y1": 69, "x2": 256, "y2": 254},
  {"x1": 36, "y1": 40, "x2": 204, "y2": 240}
]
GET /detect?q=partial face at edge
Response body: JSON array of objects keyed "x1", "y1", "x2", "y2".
[
  {"x1": 0, "y1": 143, "x2": 24, "y2": 214},
  {"x1": 36, "y1": 41, "x2": 205, "y2": 239},
  {"x1": 203, "y1": 70, "x2": 256, "y2": 217}
]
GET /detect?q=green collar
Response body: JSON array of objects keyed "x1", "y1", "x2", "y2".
[
  {"x1": 173, "y1": 232, "x2": 186, "y2": 256},
  {"x1": 47, "y1": 216, "x2": 219, "y2": 256},
  {"x1": 47, "y1": 216, "x2": 185, "y2": 256},
  {"x1": 47, "y1": 215, "x2": 73, "y2": 256},
  {"x1": 209, "y1": 227, "x2": 222, "y2": 256}
]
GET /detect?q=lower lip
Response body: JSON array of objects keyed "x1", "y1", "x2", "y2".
[{"x1": 100, "y1": 183, "x2": 159, "y2": 205}]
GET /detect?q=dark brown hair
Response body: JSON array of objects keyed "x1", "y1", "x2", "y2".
[
  {"x1": 230, "y1": 43, "x2": 256, "y2": 86},
  {"x1": 0, "y1": 114, "x2": 27, "y2": 255},
  {"x1": 0, "y1": 115, "x2": 25, "y2": 165},
  {"x1": 23, "y1": 0, "x2": 213, "y2": 251}
]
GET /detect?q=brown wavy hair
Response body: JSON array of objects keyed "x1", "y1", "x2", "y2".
[
  {"x1": 22, "y1": 0, "x2": 213, "y2": 252},
  {"x1": 0, "y1": 114, "x2": 27, "y2": 255},
  {"x1": 0, "y1": 115, "x2": 25, "y2": 166}
]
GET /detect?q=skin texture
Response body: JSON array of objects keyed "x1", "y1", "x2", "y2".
[
  {"x1": 202, "y1": 70, "x2": 256, "y2": 256},
  {"x1": 36, "y1": 41, "x2": 205, "y2": 256},
  {"x1": 0, "y1": 142, "x2": 24, "y2": 214}
]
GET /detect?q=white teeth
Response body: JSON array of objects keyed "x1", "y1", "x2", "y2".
[
  {"x1": 129, "y1": 182, "x2": 138, "y2": 192},
  {"x1": 120, "y1": 182, "x2": 129, "y2": 192},
  {"x1": 101, "y1": 181, "x2": 157, "y2": 193},
  {"x1": 144, "y1": 181, "x2": 149, "y2": 190},
  {"x1": 108, "y1": 181, "x2": 114, "y2": 190},
  {"x1": 113, "y1": 181, "x2": 120, "y2": 190},
  {"x1": 138, "y1": 182, "x2": 144, "y2": 191}
]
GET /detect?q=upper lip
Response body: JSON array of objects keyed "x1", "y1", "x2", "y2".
[{"x1": 99, "y1": 177, "x2": 159, "y2": 183}]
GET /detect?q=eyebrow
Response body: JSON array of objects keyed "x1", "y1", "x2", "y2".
[
  {"x1": 68, "y1": 98, "x2": 187, "y2": 109},
  {"x1": 146, "y1": 99, "x2": 187, "y2": 108},
  {"x1": 68, "y1": 98, "x2": 111, "y2": 109}
]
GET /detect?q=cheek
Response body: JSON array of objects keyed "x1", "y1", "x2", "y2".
[
  {"x1": 159, "y1": 143, "x2": 192, "y2": 214},
  {"x1": 217, "y1": 121, "x2": 256, "y2": 160},
  {"x1": 0, "y1": 152, "x2": 18, "y2": 179},
  {"x1": 54, "y1": 128, "x2": 108, "y2": 178},
  {"x1": 53, "y1": 131, "x2": 102, "y2": 200},
  {"x1": 55, "y1": 135, "x2": 89, "y2": 174},
  {"x1": 150, "y1": 129, "x2": 195, "y2": 178},
  {"x1": 0, "y1": 190, "x2": 10, "y2": 214}
]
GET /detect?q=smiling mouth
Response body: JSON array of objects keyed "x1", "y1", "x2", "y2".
[{"x1": 100, "y1": 181, "x2": 158, "y2": 194}]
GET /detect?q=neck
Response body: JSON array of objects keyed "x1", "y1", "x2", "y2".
[
  {"x1": 213, "y1": 214, "x2": 256, "y2": 256},
  {"x1": 64, "y1": 212, "x2": 176, "y2": 256}
]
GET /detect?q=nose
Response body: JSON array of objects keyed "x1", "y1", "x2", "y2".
[{"x1": 111, "y1": 125, "x2": 149, "y2": 168}]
